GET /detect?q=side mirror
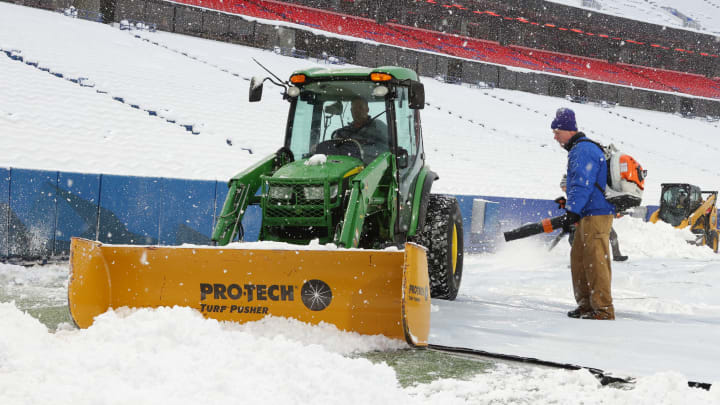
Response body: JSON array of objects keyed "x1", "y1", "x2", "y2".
[
  {"x1": 249, "y1": 76, "x2": 264, "y2": 102},
  {"x1": 396, "y1": 148, "x2": 409, "y2": 169},
  {"x1": 324, "y1": 101, "x2": 343, "y2": 115},
  {"x1": 409, "y1": 81, "x2": 425, "y2": 109}
]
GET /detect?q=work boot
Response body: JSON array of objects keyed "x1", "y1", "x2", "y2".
[
  {"x1": 613, "y1": 255, "x2": 628, "y2": 262},
  {"x1": 580, "y1": 311, "x2": 615, "y2": 320},
  {"x1": 567, "y1": 307, "x2": 592, "y2": 318}
]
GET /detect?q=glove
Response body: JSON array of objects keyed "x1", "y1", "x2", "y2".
[
  {"x1": 549, "y1": 211, "x2": 581, "y2": 233},
  {"x1": 554, "y1": 196, "x2": 567, "y2": 210}
]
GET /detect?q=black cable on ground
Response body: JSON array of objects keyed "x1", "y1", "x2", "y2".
[{"x1": 428, "y1": 343, "x2": 712, "y2": 391}]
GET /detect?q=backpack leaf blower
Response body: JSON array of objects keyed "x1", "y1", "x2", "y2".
[{"x1": 504, "y1": 211, "x2": 580, "y2": 242}]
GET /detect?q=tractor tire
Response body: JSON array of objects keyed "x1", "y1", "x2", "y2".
[{"x1": 414, "y1": 194, "x2": 463, "y2": 300}]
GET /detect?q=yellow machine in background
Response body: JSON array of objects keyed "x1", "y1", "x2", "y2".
[{"x1": 650, "y1": 183, "x2": 719, "y2": 253}]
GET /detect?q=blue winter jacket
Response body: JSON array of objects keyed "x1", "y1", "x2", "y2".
[{"x1": 564, "y1": 133, "x2": 615, "y2": 218}]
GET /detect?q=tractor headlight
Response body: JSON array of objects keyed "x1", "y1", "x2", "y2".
[
  {"x1": 329, "y1": 183, "x2": 339, "y2": 199},
  {"x1": 303, "y1": 186, "x2": 325, "y2": 201},
  {"x1": 269, "y1": 186, "x2": 293, "y2": 200}
]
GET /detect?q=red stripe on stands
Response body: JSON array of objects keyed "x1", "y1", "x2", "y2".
[
  {"x1": 199, "y1": 0, "x2": 720, "y2": 99},
  {"x1": 408, "y1": 0, "x2": 716, "y2": 59}
]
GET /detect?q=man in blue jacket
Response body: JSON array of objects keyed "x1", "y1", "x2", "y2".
[{"x1": 552, "y1": 108, "x2": 616, "y2": 320}]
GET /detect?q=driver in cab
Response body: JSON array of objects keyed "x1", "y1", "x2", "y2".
[
  {"x1": 676, "y1": 190, "x2": 689, "y2": 209},
  {"x1": 334, "y1": 96, "x2": 389, "y2": 162}
]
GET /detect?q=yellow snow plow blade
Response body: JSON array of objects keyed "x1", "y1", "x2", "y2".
[{"x1": 68, "y1": 237, "x2": 430, "y2": 346}]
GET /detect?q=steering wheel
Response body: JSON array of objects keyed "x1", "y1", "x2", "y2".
[
  {"x1": 332, "y1": 137, "x2": 364, "y2": 161},
  {"x1": 317, "y1": 134, "x2": 365, "y2": 161},
  {"x1": 331, "y1": 126, "x2": 357, "y2": 140}
]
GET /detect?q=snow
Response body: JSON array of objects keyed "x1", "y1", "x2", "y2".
[
  {"x1": 549, "y1": 0, "x2": 720, "y2": 35},
  {"x1": 2, "y1": 3, "x2": 720, "y2": 403},
  {"x1": 2, "y1": 2, "x2": 719, "y2": 198},
  {"x1": 305, "y1": 153, "x2": 328, "y2": 166},
  {"x1": 432, "y1": 216, "x2": 720, "y2": 384},
  {"x1": 0, "y1": 302, "x2": 411, "y2": 404},
  {"x1": 1, "y1": 297, "x2": 717, "y2": 404}
]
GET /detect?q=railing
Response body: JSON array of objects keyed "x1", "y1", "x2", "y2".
[
  {"x1": 59, "y1": 7, "x2": 103, "y2": 23},
  {"x1": 272, "y1": 46, "x2": 308, "y2": 59},
  {"x1": 120, "y1": 19, "x2": 158, "y2": 32}
]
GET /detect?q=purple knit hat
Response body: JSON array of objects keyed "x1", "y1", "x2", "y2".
[{"x1": 551, "y1": 108, "x2": 577, "y2": 131}]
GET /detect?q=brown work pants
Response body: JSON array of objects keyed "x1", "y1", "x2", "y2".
[{"x1": 571, "y1": 214, "x2": 615, "y2": 319}]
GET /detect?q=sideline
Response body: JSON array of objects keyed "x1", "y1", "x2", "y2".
[{"x1": 428, "y1": 343, "x2": 712, "y2": 391}]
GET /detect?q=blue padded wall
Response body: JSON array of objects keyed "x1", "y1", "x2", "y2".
[
  {"x1": 159, "y1": 178, "x2": 216, "y2": 245},
  {"x1": 0, "y1": 168, "x2": 9, "y2": 258},
  {"x1": 54, "y1": 171, "x2": 101, "y2": 257},
  {"x1": 1, "y1": 167, "x2": 670, "y2": 260},
  {"x1": 460, "y1": 194, "x2": 564, "y2": 252},
  {"x1": 8, "y1": 169, "x2": 58, "y2": 258},
  {"x1": 212, "y1": 181, "x2": 262, "y2": 243},
  {"x1": 242, "y1": 205, "x2": 262, "y2": 242},
  {"x1": 455, "y1": 195, "x2": 477, "y2": 251},
  {"x1": 98, "y1": 175, "x2": 163, "y2": 245},
  {"x1": 213, "y1": 180, "x2": 229, "y2": 240},
  {"x1": 487, "y1": 195, "x2": 564, "y2": 229}
]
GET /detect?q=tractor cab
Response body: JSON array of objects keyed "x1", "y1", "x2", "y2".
[
  {"x1": 288, "y1": 79, "x2": 392, "y2": 165},
  {"x1": 657, "y1": 183, "x2": 703, "y2": 226},
  {"x1": 281, "y1": 68, "x2": 425, "y2": 168},
  {"x1": 247, "y1": 66, "x2": 428, "y2": 247}
]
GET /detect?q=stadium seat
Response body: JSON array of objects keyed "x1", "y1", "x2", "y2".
[{"x1": 169, "y1": 0, "x2": 720, "y2": 100}]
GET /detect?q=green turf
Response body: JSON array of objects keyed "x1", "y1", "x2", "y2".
[
  {"x1": 357, "y1": 348, "x2": 492, "y2": 387},
  {"x1": 24, "y1": 305, "x2": 74, "y2": 330}
]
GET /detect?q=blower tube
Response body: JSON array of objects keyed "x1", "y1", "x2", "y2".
[{"x1": 504, "y1": 212, "x2": 581, "y2": 242}]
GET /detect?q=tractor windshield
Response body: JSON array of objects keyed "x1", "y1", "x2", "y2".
[
  {"x1": 659, "y1": 185, "x2": 693, "y2": 226},
  {"x1": 287, "y1": 80, "x2": 391, "y2": 164}
]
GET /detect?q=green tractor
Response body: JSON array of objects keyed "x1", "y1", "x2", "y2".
[
  {"x1": 67, "y1": 66, "x2": 459, "y2": 344},
  {"x1": 212, "y1": 66, "x2": 464, "y2": 299}
]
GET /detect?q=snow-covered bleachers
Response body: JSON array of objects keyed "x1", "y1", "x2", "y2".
[{"x1": 166, "y1": 0, "x2": 719, "y2": 99}]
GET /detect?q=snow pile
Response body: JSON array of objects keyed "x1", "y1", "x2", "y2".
[
  {"x1": 0, "y1": 262, "x2": 68, "y2": 289},
  {"x1": 614, "y1": 216, "x2": 717, "y2": 259},
  {"x1": 224, "y1": 316, "x2": 406, "y2": 355},
  {"x1": 0, "y1": 303, "x2": 409, "y2": 404},
  {"x1": 0, "y1": 263, "x2": 69, "y2": 308}
]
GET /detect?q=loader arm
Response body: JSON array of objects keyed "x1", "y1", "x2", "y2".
[
  {"x1": 688, "y1": 193, "x2": 717, "y2": 229},
  {"x1": 336, "y1": 152, "x2": 398, "y2": 248},
  {"x1": 212, "y1": 154, "x2": 276, "y2": 245}
]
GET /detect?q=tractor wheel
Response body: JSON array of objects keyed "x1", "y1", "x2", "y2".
[{"x1": 415, "y1": 194, "x2": 463, "y2": 300}]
